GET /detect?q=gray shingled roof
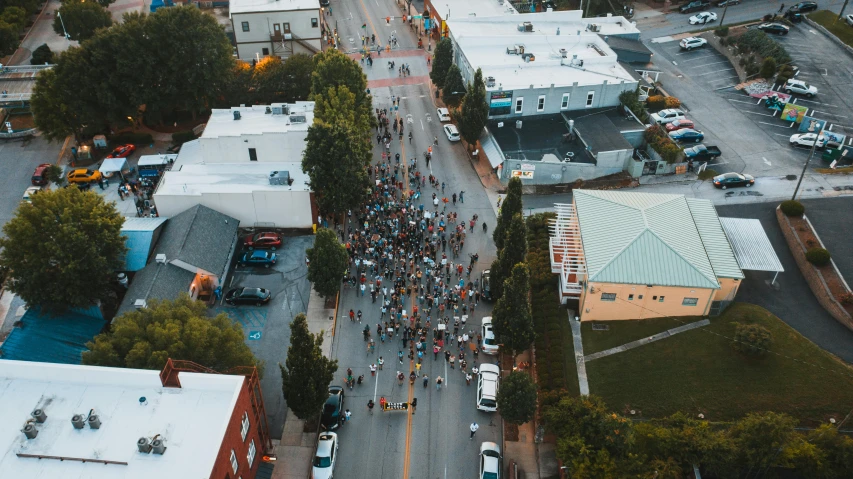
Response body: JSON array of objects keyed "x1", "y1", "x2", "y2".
[
  {"x1": 574, "y1": 190, "x2": 721, "y2": 289},
  {"x1": 157, "y1": 205, "x2": 239, "y2": 277},
  {"x1": 116, "y1": 263, "x2": 197, "y2": 317}
]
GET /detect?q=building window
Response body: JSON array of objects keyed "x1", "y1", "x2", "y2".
[
  {"x1": 537, "y1": 95, "x2": 545, "y2": 112},
  {"x1": 261, "y1": 48, "x2": 269, "y2": 56},
  {"x1": 628, "y1": 294, "x2": 634, "y2": 300},
  {"x1": 247, "y1": 440, "x2": 257, "y2": 467},
  {"x1": 230, "y1": 449, "x2": 239, "y2": 474},
  {"x1": 586, "y1": 91, "x2": 595, "y2": 107},
  {"x1": 561, "y1": 93, "x2": 570, "y2": 110},
  {"x1": 601, "y1": 293, "x2": 616, "y2": 302},
  {"x1": 311, "y1": 18, "x2": 318, "y2": 28},
  {"x1": 241, "y1": 412, "x2": 250, "y2": 441},
  {"x1": 638, "y1": 295, "x2": 644, "y2": 300},
  {"x1": 241, "y1": 21, "x2": 249, "y2": 32},
  {"x1": 682, "y1": 297, "x2": 699, "y2": 306},
  {"x1": 248, "y1": 148, "x2": 257, "y2": 161},
  {"x1": 514, "y1": 97, "x2": 523, "y2": 114},
  {"x1": 659, "y1": 296, "x2": 666, "y2": 303}
]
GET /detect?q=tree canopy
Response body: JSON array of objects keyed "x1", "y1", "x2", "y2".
[
  {"x1": 493, "y1": 176, "x2": 523, "y2": 250},
  {"x1": 252, "y1": 53, "x2": 314, "y2": 104},
  {"x1": 430, "y1": 38, "x2": 453, "y2": 89},
  {"x1": 280, "y1": 313, "x2": 338, "y2": 420},
  {"x1": 307, "y1": 228, "x2": 348, "y2": 298},
  {"x1": 83, "y1": 295, "x2": 261, "y2": 372},
  {"x1": 441, "y1": 64, "x2": 465, "y2": 107},
  {"x1": 457, "y1": 68, "x2": 489, "y2": 146},
  {"x1": 496, "y1": 371, "x2": 537, "y2": 425},
  {"x1": 490, "y1": 212, "x2": 527, "y2": 301},
  {"x1": 0, "y1": 188, "x2": 126, "y2": 314},
  {"x1": 313, "y1": 85, "x2": 372, "y2": 138},
  {"x1": 31, "y1": 43, "x2": 55, "y2": 65},
  {"x1": 311, "y1": 48, "x2": 370, "y2": 120},
  {"x1": 492, "y1": 263, "x2": 534, "y2": 357},
  {"x1": 302, "y1": 121, "x2": 371, "y2": 216},
  {"x1": 53, "y1": 1, "x2": 113, "y2": 41}
]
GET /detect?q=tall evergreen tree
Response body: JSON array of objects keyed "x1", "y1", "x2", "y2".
[
  {"x1": 280, "y1": 313, "x2": 338, "y2": 420},
  {"x1": 493, "y1": 176, "x2": 523, "y2": 251},
  {"x1": 492, "y1": 263, "x2": 534, "y2": 357},
  {"x1": 302, "y1": 121, "x2": 371, "y2": 216},
  {"x1": 429, "y1": 38, "x2": 453, "y2": 89},
  {"x1": 441, "y1": 64, "x2": 465, "y2": 107},
  {"x1": 457, "y1": 68, "x2": 489, "y2": 147},
  {"x1": 307, "y1": 228, "x2": 349, "y2": 298},
  {"x1": 490, "y1": 213, "x2": 528, "y2": 301}
]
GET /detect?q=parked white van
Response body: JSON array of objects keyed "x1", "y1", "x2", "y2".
[{"x1": 477, "y1": 364, "x2": 500, "y2": 412}]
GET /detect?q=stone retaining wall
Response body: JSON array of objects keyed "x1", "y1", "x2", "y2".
[{"x1": 776, "y1": 207, "x2": 853, "y2": 331}]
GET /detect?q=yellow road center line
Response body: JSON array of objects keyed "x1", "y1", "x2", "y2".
[
  {"x1": 356, "y1": 0, "x2": 380, "y2": 44},
  {"x1": 402, "y1": 285, "x2": 417, "y2": 478}
]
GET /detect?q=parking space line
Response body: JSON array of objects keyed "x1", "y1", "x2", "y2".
[
  {"x1": 727, "y1": 98, "x2": 757, "y2": 105},
  {"x1": 757, "y1": 121, "x2": 794, "y2": 129},
  {"x1": 744, "y1": 111, "x2": 775, "y2": 117},
  {"x1": 693, "y1": 68, "x2": 735, "y2": 77},
  {"x1": 687, "y1": 60, "x2": 734, "y2": 67},
  {"x1": 812, "y1": 110, "x2": 849, "y2": 119}
]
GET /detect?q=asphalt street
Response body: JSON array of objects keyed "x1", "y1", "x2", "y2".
[
  {"x1": 326, "y1": 0, "x2": 503, "y2": 475},
  {"x1": 0, "y1": 135, "x2": 63, "y2": 234}
]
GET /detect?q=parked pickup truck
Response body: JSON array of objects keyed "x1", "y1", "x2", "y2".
[
  {"x1": 680, "y1": 0, "x2": 710, "y2": 13},
  {"x1": 683, "y1": 144, "x2": 721, "y2": 162}
]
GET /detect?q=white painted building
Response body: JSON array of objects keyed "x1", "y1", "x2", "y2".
[
  {"x1": 446, "y1": 10, "x2": 639, "y2": 118},
  {"x1": 154, "y1": 102, "x2": 316, "y2": 229},
  {"x1": 154, "y1": 163, "x2": 313, "y2": 228},
  {"x1": 230, "y1": 0, "x2": 323, "y2": 62}
]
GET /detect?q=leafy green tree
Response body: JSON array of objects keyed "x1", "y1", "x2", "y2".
[
  {"x1": 83, "y1": 295, "x2": 261, "y2": 371},
  {"x1": 430, "y1": 38, "x2": 453, "y2": 89},
  {"x1": 0, "y1": 21, "x2": 20, "y2": 55},
  {"x1": 731, "y1": 322, "x2": 772, "y2": 356},
  {"x1": 493, "y1": 176, "x2": 523, "y2": 250},
  {"x1": 302, "y1": 121, "x2": 371, "y2": 216},
  {"x1": 95, "y1": 0, "x2": 117, "y2": 7},
  {"x1": 313, "y1": 85, "x2": 372, "y2": 139},
  {"x1": 280, "y1": 52, "x2": 314, "y2": 102},
  {"x1": 311, "y1": 49, "x2": 370, "y2": 125},
  {"x1": 32, "y1": 67, "x2": 86, "y2": 141},
  {"x1": 44, "y1": 165, "x2": 65, "y2": 186},
  {"x1": 53, "y1": 1, "x2": 113, "y2": 41},
  {"x1": 3, "y1": 0, "x2": 40, "y2": 14},
  {"x1": 490, "y1": 213, "x2": 527, "y2": 300},
  {"x1": 633, "y1": 412, "x2": 737, "y2": 476},
  {"x1": 729, "y1": 411, "x2": 796, "y2": 476},
  {"x1": 307, "y1": 228, "x2": 348, "y2": 298},
  {"x1": 799, "y1": 424, "x2": 853, "y2": 477},
  {"x1": 0, "y1": 188, "x2": 126, "y2": 314},
  {"x1": 1, "y1": 6, "x2": 26, "y2": 30},
  {"x1": 457, "y1": 68, "x2": 489, "y2": 147},
  {"x1": 31, "y1": 43, "x2": 55, "y2": 65},
  {"x1": 760, "y1": 56, "x2": 777, "y2": 80},
  {"x1": 280, "y1": 313, "x2": 338, "y2": 420},
  {"x1": 496, "y1": 371, "x2": 537, "y2": 425},
  {"x1": 441, "y1": 64, "x2": 465, "y2": 107},
  {"x1": 252, "y1": 55, "x2": 287, "y2": 104},
  {"x1": 492, "y1": 263, "x2": 534, "y2": 357},
  {"x1": 216, "y1": 60, "x2": 254, "y2": 108}
]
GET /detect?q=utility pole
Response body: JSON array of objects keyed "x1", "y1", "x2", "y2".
[
  {"x1": 720, "y1": 1, "x2": 731, "y2": 26},
  {"x1": 839, "y1": 0, "x2": 850, "y2": 22},
  {"x1": 791, "y1": 125, "x2": 825, "y2": 201}
]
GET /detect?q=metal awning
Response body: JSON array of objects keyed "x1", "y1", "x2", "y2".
[
  {"x1": 719, "y1": 217, "x2": 784, "y2": 272},
  {"x1": 480, "y1": 131, "x2": 505, "y2": 168},
  {"x1": 99, "y1": 158, "x2": 127, "y2": 175}
]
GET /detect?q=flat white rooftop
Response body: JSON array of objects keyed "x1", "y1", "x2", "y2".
[
  {"x1": 202, "y1": 102, "x2": 315, "y2": 139},
  {"x1": 0, "y1": 360, "x2": 244, "y2": 479},
  {"x1": 448, "y1": 10, "x2": 639, "y2": 38},
  {"x1": 157, "y1": 162, "x2": 311, "y2": 195},
  {"x1": 230, "y1": 0, "x2": 319, "y2": 15},
  {"x1": 440, "y1": 0, "x2": 519, "y2": 19}
]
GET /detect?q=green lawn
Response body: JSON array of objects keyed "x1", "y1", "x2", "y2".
[
  {"x1": 582, "y1": 316, "x2": 705, "y2": 355},
  {"x1": 809, "y1": 10, "x2": 853, "y2": 48},
  {"x1": 585, "y1": 303, "x2": 853, "y2": 425}
]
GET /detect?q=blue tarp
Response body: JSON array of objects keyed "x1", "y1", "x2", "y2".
[{"x1": 0, "y1": 306, "x2": 104, "y2": 365}]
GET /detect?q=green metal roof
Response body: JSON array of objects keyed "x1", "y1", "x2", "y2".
[
  {"x1": 574, "y1": 190, "x2": 721, "y2": 289},
  {"x1": 686, "y1": 199, "x2": 744, "y2": 279}
]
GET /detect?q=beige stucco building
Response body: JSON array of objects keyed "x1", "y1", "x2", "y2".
[{"x1": 550, "y1": 190, "x2": 750, "y2": 321}]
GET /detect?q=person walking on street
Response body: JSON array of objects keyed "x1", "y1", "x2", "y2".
[
  {"x1": 465, "y1": 373, "x2": 472, "y2": 385},
  {"x1": 483, "y1": 222, "x2": 488, "y2": 233},
  {"x1": 778, "y1": 3, "x2": 785, "y2": 14},
  {"x1": 423, "y1": 374, "x2": 429, "y2": 388},
  {"x1": 370, "y1": 363, "x2": 377, "y2": 376},
  {"x1": 469, "y1": 422, "x2": 479, "y2": 439},
  {"x1": 459, "y1": 190, "x2": 464, "y2": 203},
  {"x1": 398, "y1": 350, "x2": 404, "y2": 364},
  {"x1": 378, "y1": 356, "x2": 384, "y2": 370},
  {"x1": 368, "y1": 399, "x2": 375, "y2": 414},
  {"x1": 436, "y1": 376, "x2": 443, "y2": 390},
  {"x1": 411, "y1": 397, "x2": 417, "y2": 415}
]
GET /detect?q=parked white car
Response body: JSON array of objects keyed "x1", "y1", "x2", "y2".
[
  {"x1": 22, "y1": 186, "x2": 43, "y2": 203},
  {"x1": 476, "y1": 364, "x2": 500, "y2": 412},
  {"x1": 790, "y1": 132, "x2": 827, "y2": 148},
  {"x1": 479, "y1": 442, "x2": 502, "y2": 479},
  {"x1": 689, "y1": 12, "x2": 717, "y2": 24},
  {"x1": 444, "y1": 124, "x2": 461, "y2": 141},
  {"x1": 312, "y1": 433, "x2": 338, "y2": 479},
  {"x1": 846, "y1": 13, "x2": 853, "y2": 26},
  {"x1": 650, "y1": 109, "x2": 686, "y2": 125},
  {"x1": 436, "y1": 107, "x2": 451, "y2": 122},
  {"x1": 784, "y1": 79, "x2": 818, "y2": 97},
  {"x1": 679, "y1": 37, "x2": 707, "y2": 50},
  {"x1": 481, "y1": 316, "x2": 499, "y2": 355}
]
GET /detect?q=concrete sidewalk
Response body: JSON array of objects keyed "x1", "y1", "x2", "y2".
[
  {"x1": 584, "y1": 319, "x2": 711, "y2": 362},
  {"x1": 569, "y1": 315, "x2": 590, "y2": 396},
  {"x1": 502, "y1": 350, "x2": 542, "y2": 479},
  {"x1": 270, "y1": 287, "x2": 336, "y2": 479}
]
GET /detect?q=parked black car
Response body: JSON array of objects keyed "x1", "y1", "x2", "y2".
[
  {"x1": 679, "y1": 0, "x2": 710, "y2": 13},
  {"x1": 757, "y1": 23, "x2": 790, "y2": 35},
  {"x1": 321, "y1": 386, "x2": 345, "y2": 430},
  {"x1": 713, "y1": 172, "x2": 755, "y2": 189},
  {"x1": 787, "y1": 1, "x2": 818, "y2": 13},
  {"x1": 225, "y1": 287, "x2": 271, "y2": 306},
  {"x1": 716, "y1": 0, "x2": 739, "y2": 6}
]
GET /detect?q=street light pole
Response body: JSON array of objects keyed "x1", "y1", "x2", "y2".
[
  {"x1": 791, "y1": 126, "x2": 825, "y2": 201},
  {"x1": 56, "y1": 11, "x2": 70, "y2": 41},
  {"x1": 720, "y1": 1, "x2": 731, "y2": 26}
]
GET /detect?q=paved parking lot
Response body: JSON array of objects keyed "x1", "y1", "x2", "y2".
[
  {"x1": 214, "y1": 233, "x2": 315, "y2": 439},
  {"x1": 658, "y1": 39, "x2": 741, "y2": 92}
]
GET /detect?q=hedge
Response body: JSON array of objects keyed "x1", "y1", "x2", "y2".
[
  {"x1": 736, "y1": 29, "x2": 791, "y2": 67},
  {"x1": 643, "y1": 124, "x2": 681, "y2": 164},
  {"x1": 110, "y1": 132, "x2": 153, "y2": 145},
  {"x1": 780, "y1": 200, "x2": 805, "y2": 217},
  {"x1": 806, "y1": 248, "x2": 831, "y2": 267}
]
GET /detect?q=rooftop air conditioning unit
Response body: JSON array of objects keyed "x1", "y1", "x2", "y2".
[
  {"x1": 23, "y1": 424, "x2": 38, "y2": 439},
  {"x1": 233, "y1": 110, "x2": 241, "y2": 121},
  {"x1": 71, "y1": 414, "x2": 86, "y2": 429},
  {"x1": 138, "y1": 437, "x2": 152, "y2": 454},
  {"x1": 265, "y1": 106, "x2": 272, "y2": 114},
  {"x1": 589, "y1": 24, "x2": 600, "y2": 32},
  {"x1": 269, "y1": 171, "x2": 293, "y2": 186},
  {"x1": 522, "y1": 53, "x2": 535, "y2": 62},
  {"x1": 155, "y1": 254, "x2": 167, "y2": 264},
  {"x1": 486, "y1": 76, "x2": 496, "y2": 87},
  {"x1": 517, "y1": 21, "x2": 533, "y2": 32},
  {"x1": 271, "y1": 105, "x2": 283, "y2": 115},
  {"x1": 289, "y1": 115, "x2": 307, "y2": 124},
  {"x1": 152, "y1": 438, "x2": 167, "y2": 455},
  {"x1": 506, "y1": 44, "x2": 524, "y2": 55},
  {"x1": 559, "y1": 48, "x2": 567, "y2": 58},
  {"x1": 31, "y1": 409, "x2": 47, "y2": 423}
]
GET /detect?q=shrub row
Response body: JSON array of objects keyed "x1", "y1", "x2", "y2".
[
  {"x1": 526, "y1": 213, "x2": 568, "y2": 393},
  {"x1": 736, "y1": 29, "x2": 791, "y2": 68},
  {"x1": 643, "y1": 124, "x2": 681, "y2": 164},
  {"x1": 646, "y1": 95, "x2": 681, "y2": 111},
  {"x1": 618, "y1": 89, "x2": 649, "y2": 123}
]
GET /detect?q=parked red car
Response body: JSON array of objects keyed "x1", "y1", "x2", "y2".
[
  {"x1": 244, "y1": 232, "x2": 283, "y2": 250},
  {"x1": 106, "y1": 144, "x2": 136, "y2": 158},
  {"x1": 31, "y1": 163, "x2": 52, "y2": 186},
  {"x1": 665, "y1": 119, "x2": 695, "y2": 132}
]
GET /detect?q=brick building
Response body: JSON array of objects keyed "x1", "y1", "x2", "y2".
[{"x1": 0, "y1": 358, "x2": 271, "y2": 479}]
